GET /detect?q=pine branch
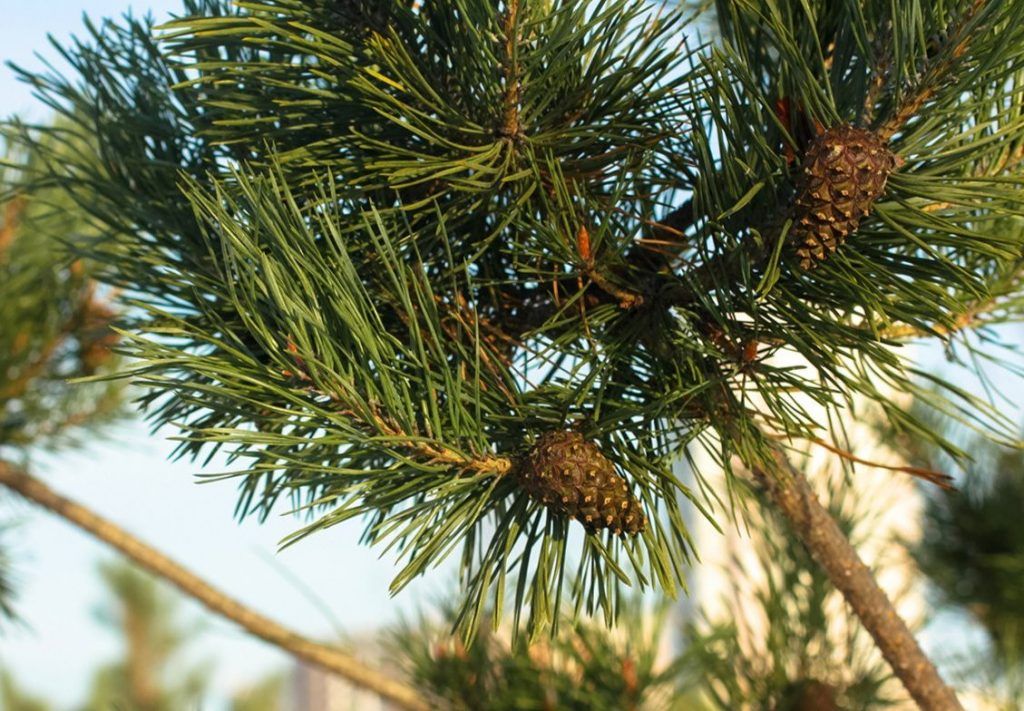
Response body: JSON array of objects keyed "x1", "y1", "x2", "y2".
[
  {"x1": 878, "y1": 0, "x2": 988, "y2": 141},
  {"x1": 750, "y1": 444, "x2": 963, "y2": 711},
  {"x1": 499, "y1": 0, "x2": 524, "y2": 141},
  {"x1": 0, "y1": 460, "x2": 431, "y2": 711},
  {"x1": 879, "y1": 290, "x2": 1016, "y2": 340},
  {"x1": 284, "y1": 350, "x2": 514, "y2": 478},
  {"x1": 10, "y1": 0, "x2": 1024, "y2": 685},
  {"x1": 869, "y1": 255, "x2": 1024, "y2": 341}
]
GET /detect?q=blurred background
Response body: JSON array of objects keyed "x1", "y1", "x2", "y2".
[
  {"x1": 0, "y1": 7, "x2": 453, "y2": 708},
  {"x1": 1, "y1": 3, "x2": 1022, "y2": 710}
]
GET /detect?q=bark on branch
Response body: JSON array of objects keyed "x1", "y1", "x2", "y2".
[
  {"x1": 752, "y1": 446, "x2": 963, "y2": 711},
  {"x1": 0, "y1": 461, "x2": 431, "y2": 711},
  {"x1": 499, "y1": 0, "x2": 523, "y2": 140}
]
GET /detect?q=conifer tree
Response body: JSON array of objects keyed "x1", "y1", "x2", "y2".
[
  {"x1": 0, "y1": 132, "x2": 124, "y2": 620},
  {"x1": 82, "y1": 561, "x2": 209, "y2": 711},
  {"x1": 8, "y1": 1, "x2": 1024, "y2": 708},
  {"x1": 0, "y1": 137, "x2": 122, "y2": 454},
  {"x1": 906, "y1": 418, "x2": 1024, "y2": 707}
]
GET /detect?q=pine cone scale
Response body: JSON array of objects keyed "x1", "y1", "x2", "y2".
[
  {"x1": 791, "y1": 124, "x2": 896, "y2": 269},
  {"x1": 517, "y1": 431, "x2": 645, "y2": 536}
]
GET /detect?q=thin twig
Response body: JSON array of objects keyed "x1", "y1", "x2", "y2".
[
  {"x1": 283, "y1": 344, "x2": 513, "y2": 478},
  {"x1": 371, "y1": 410, "x2": 513, "y2": 476},
  {"x1": 0, "y1": 461, "x2": 432, "y2": 711},
  {"x1": 862, "y1": 21, "x2": 893, "y2": 124},
  {"x1": 584, "y1": 268, "x2": 645, "y2": 309},
  {"x1": 791, "y1": 434, "x2": 954, "y2": 489},
  {"x1": 576, "y1": 224, "x2": 646, "y2": 309},
  {"x1": 499, "y1": 0, "x2": 524, "y2": 140}
]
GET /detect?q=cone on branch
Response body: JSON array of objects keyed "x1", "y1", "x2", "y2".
[
  {"x1": 791, "y1": 124, "x2": 897, "y2": 269},
  {"x1": 516, "y1": 430, "x2": 646, "y2": 536}
]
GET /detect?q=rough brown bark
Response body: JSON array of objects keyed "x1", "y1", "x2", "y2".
[
  {"x1": 0, "y1": 461, "x2": 430, "y2": 711},
  {"x1": 753, "y1": 447, "x2": 963, "y2": 711}
]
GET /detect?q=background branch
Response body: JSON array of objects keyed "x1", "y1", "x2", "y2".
[
  {"x1": 753, "y1": 445, "x2": 963, "y2": 711},
  {"x1": 0, "y1": 461, "x2": 431, "y2": 711}
]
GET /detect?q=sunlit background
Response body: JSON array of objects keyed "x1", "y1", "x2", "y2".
[
  {"x1": 0, "y1": 5, "x2": 452, "y2": 707},
  {"x1": 3, "y1": 3, "x2": 1022, "y2": 709}
]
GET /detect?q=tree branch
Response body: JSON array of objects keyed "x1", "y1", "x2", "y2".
[
  {"x1": 283, "y1": 345, "x2": 514, "y2": 478},
  {"x1": 751, "y1": 445, "x2": 963, "y2": 711},
  {"x1": 0, "y1": 461, "x2": 431, "y2": 711},
  {"x1": 499, "y1": 0, "x2": 523, "y2": 140}
]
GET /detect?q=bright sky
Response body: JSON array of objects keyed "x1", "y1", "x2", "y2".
[{"x1": 0, "y1": 5, "x2": 451, "y2": 706}]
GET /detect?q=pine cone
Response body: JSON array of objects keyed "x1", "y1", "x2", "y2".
[
  {"x1": 791, "y1": 124, "x2": 897, "y2": 269},
  {"x1": 777, "y1": 679, "x2": 839, "y2": 711},
  {"x1": 517, "y1": 430, "x2": 645, "y2": 536}
]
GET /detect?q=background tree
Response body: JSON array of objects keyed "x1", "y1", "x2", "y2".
[
  {"x1": 0, "y1": 127, "x2": 124, "y2": 621},
  {"x1": 82, "y1": 560, "x2": 209, "y2": 711},
  {"x1": 8, "y1": 1, "x2": 1024, "y2": 708},
  {"x1": 392, "y1": 598, "x2": 679, "y2": 711},
  {"x1": 0, "y1": 136, "x2": 122, "y2": 452},
  {"x1": 904, "y1": 417, "x2": 1024, "y2": 708},
  {"x1": 680, "y1": 473, "x2": 904, "y2": 710},
  {"x1": 3, "y1": 559, "x2": 211, "y2": 710}
]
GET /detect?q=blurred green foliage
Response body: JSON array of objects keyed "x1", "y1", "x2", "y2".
[
  {"x1": 0, "y1": 128, "x2": 125, "y2": 623},
  {"x1": 680, "y1": 476, "x2": 902, "y2": 710},
  {"x1": 0, "y1": 134, "x2": 123, "y2": 453},
  {"x1": 392, "y1": 599, "x2": 679, "y2": 711},
  {"x1": 0, "y1": 670, "x2": 51, "y2": 711},
  {"x1": 80, "y1": 560, "x2": 209, "y2": 711},
  {"x1": 229, "y1": 673, "x2": 287, "y2": 711},
  {"x1": 907, "y1": 418, "x2": 1024, "y2": 707},
  {"x1": 0, "y1": 561, "x2": 233, "y2": 711}
]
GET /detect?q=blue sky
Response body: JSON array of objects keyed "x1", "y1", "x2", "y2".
[
  {"x1": 3, "y1": 2, "x2": 179, "y2": 117},
  {"x1": 0, "y1": 4, "x2": 451, "y2": 705}
]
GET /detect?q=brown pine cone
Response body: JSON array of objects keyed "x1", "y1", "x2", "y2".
[
  {"x1": 517, "y1": 430, "x2": 645, "y2": 536},
  {"x1": 792, "y1": 124, "x2": 897, "y2": 269}
]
